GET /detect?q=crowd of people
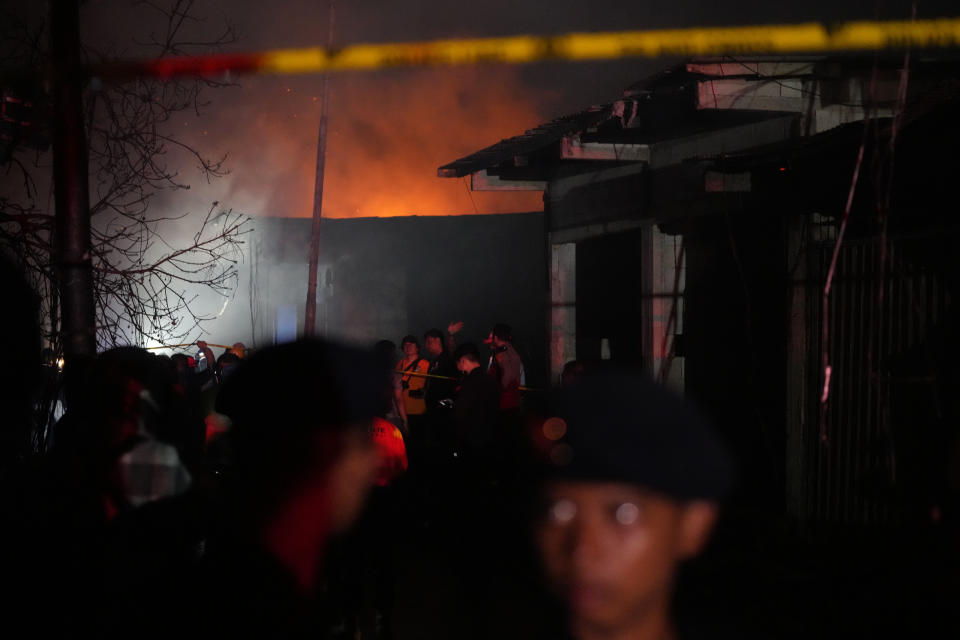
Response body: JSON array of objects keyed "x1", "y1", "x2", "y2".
[
  {"x1": 0, "y1": 256, "x2": 735, "y2": 640},
  {"x1": 375, "y1": 322, "x2": 529, "y2": 476}
]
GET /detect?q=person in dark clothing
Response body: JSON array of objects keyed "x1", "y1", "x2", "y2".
[
  {"x1": 485, "y1": 323, "x2": 525, "y2": 412},
  {"x1": 215, "y1": 351, "x2": 241, "y2": 385},
  {"x1": 452, "y1": 342, "x2": 500, "y2": 461},
  {"x1": 0, "y1": 255, "x2": 41, "y2": 467},
  {"x1": 7, "y1": 346, "x2": 202, "y2": 638},
  {"x1": 373, "y1": 339, "x2": 408, "y2": 433},
  {"x1": 423, "y1": 324, "x2": 461, "y2": 409},
  {"x1": 533, "y1": 370, "x2": 733, "y2": 640},
  {"x1": 423, "y1": 323, "x2": 462, "y2": 455},
  {"x1": 180, "y1": 339, "x2": 387, "y2": 637},
  {"x1": 561, "y1": 360, "x2": 586, "y2": 387},
  {"x1": 0, "y1": 257, "x2": 51, "y2": 631}
]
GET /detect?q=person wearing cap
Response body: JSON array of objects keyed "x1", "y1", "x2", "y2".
[
  {"x1": 535, "y1": 370, "x2": 733, "y2": 640},
  {"x1": 485, "y1": 323, "x2": 525, "y2": 412}
]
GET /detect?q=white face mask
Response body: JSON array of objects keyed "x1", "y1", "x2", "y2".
[
  {"x1": 119, "y1": 439, "x2": 192, "y2": 507},
  {"x1": 118, "y1": 389, "x2": 192, "y2": 508}
]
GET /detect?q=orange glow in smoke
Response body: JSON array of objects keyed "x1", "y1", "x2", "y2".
[{"x1": 220, "y1": 68, "x2": 550, "y2": 218}]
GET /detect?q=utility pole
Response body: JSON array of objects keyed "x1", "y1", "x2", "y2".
[
  {"x1": 51, "y1": 0, "x2": 96, "y2": 358},
  {"x1": 304, "y1": 1, "x2": 335, "y2": 337}
]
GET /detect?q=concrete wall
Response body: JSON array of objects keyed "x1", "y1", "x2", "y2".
[{"x1": 250, "y1": 213, "x2": 550, "y2": 387}]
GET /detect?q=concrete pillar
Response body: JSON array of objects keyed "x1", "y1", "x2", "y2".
[
  {"x1": 550, "y1": 242, "x2": 576, "y2": 384},
  {"x1": 641, "y1": 224, "x2": 685, "y2": 392}
]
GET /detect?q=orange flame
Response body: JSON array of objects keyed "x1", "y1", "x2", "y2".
[{"x1": 220, "y1": 67, "x2": 550, "y2": 218}]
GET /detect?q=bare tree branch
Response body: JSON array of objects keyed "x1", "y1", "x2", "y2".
[{"x1": 1, "y1": 0, "x2": 250, "y2": 351}]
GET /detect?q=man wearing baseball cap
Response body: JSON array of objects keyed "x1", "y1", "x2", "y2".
[{"x1": 534, "y1": 369, "x2": 734, "y2": 640}]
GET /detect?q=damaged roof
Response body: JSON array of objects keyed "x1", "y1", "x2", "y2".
[
  {"x1": 437, "y1": 56, "x2": 958, "y2": 180},
  {"x1": 436, "y1": 105, "x2": 610, "y2": 178},
  {"x1": 436, "y1": 58, "x2": 770, "y2": 178}
]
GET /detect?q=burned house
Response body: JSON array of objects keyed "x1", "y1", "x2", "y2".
[{"x1": 440, "y1": 57, "x2": 960, "y2": 526}]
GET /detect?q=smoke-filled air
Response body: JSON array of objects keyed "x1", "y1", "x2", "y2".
[{"x1": 207, "y1": 68, "x2": 550, "y2": 219}]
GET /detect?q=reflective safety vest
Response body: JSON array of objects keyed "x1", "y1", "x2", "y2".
[{"x1": 397, "y1": 357, "x2": 429, "y2": 415}]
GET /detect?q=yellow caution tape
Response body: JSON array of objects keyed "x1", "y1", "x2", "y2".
[
  {"x1": 98, "y1": 18, "x2": 960, "y2": 79},
  {"x1": 137, "y1": 347, "x2": 538, "y2": 390},
  {"x1": 144, "y1": 342, "x2": 234, "y2": 351},
  {"x1": 401, "y1": 368, "x2": 534, "y2": 392}
]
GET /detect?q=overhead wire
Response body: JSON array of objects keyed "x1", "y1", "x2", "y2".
[{"x1": 818, "y1": 65, "x2": 876, "y2": 444}]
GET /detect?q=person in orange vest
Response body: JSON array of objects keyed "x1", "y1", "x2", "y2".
[{"x1": 397, "y1": 335, "x2": 429, "y2": 430}]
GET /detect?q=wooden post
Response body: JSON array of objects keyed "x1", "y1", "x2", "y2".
[
  {"x1": 51, "y1": 0, "x2": 96, "y2": 357},
  {"x1": 304, "y1": 2, "x2": 335, "y2": 337}
]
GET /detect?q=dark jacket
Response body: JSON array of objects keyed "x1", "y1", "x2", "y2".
[
  {"x1": 454, "y1": 368, "x2": 500, "y2": 453},
  {"x1": 183, "y1": 538, "x2": 332, "y2": 638},
  {"x1": 425, "y1": 353, "x2": 457, "y2": 408}
]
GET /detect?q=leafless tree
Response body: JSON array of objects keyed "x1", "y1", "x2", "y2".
[{"x1": 1, "y1": 0, "x2": 251, "y2": 351}]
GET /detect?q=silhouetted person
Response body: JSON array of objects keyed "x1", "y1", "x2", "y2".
[
  {"x1": 170, "y1": 352, "x2": 192, "y2": 381},
  {"x1": 485, "y1": 323, "x2": 524, "y2": 412},
  {"x1": 534, "y1": 370, "x2": 733, "y2": 640},
  {"x1": 423, "y1": 322, "x2": 462, "y2": 455},
  {"x1": 0, "y1": 256, "x2": 45, "y2": 628},
  {"x1": 9, "y1": 346, "x2": 200, "y2": 637},
  {"x1": 0, "y1": 255, "x2": 41, "y2": 469},
  {"x1": 561, "y1": 360, "x2": 586, "y2": 387},
  {"x1": 453, "y1": 343, "x2": 500, "y2": 460},
  {"x1": 215, "y1": 350, "x2": 241, "y2": 384},
  {"x1": 184, "y1": 339, "x2": 386, "y2": 637},
  {"x1": 374, "y1": 339, "x2": 408, "y2": 433},
  {"x1": 423, "y1": 323, "x2": 460, "y2": 409}
]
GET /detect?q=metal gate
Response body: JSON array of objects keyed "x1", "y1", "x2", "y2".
[{"x1": 801, "y1": 231, "x2": 953, "y2": 525}]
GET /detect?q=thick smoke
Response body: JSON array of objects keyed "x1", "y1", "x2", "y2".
[{"x1": 200, "y1": 68, "x2": 550, "y2": 219}]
